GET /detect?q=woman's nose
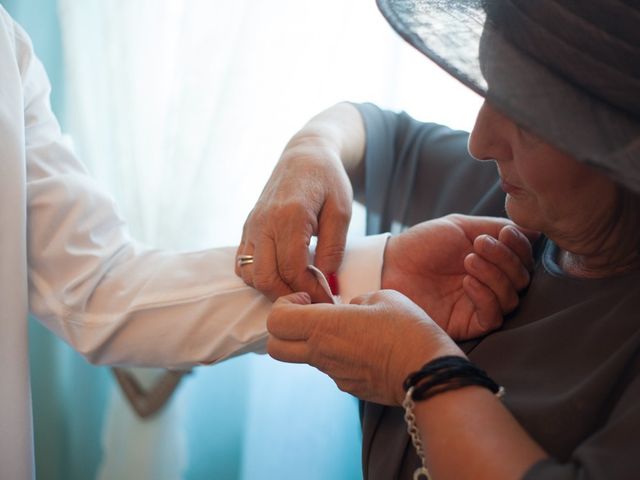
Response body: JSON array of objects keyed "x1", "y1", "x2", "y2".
[{"x1": 468, "y1": 101, "x2": 513, "y2": 162}]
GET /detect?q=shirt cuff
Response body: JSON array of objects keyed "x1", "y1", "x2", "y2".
[{"x1": 337, "y1": 233, "x2": 390, "y2": 304}]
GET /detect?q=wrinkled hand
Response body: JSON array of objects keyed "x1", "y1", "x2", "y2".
[
  {"x1": 267, "y1": 290, "x2": 464, "y2": 406},
  {"x1": 236, "y1": 140, "x2": 352, "y2": 302},
  {"x1": 383, "y1": 214, "x2": 539, "y2": 340}
]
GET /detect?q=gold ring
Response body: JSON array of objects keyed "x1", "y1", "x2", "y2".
[{"x1": 237, "y1": 255, "x2": 254, "y2": 266}]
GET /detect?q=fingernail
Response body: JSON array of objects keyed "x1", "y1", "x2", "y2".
[
  {"x1": 327, "y1": 273, "x2": 339, "y2": 295},
  {"x1": 484, "y1": 235, "x2": 497, "y2": 245},
  {"x1": 481, "y1": 235, "x2": 496, "y2": 253},
  {"x1": 505, "y1": 226, "x2": 523, "y2": 241}
]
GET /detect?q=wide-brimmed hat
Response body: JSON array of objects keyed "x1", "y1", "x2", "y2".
[{"x1": 376, "y1": 0, "x2": 640, "y2": 194}]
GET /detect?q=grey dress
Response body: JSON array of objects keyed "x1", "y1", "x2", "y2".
[{"x1": 356, "y1": 103, "x2": 640, "y2": 480}]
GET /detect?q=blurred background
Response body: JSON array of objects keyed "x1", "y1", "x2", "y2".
[{"x1": 2, "y1": 0, "x2": 480, "y2": 478}]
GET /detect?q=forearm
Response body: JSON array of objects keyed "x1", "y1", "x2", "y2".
[
  {"x1": 30, "y1": 216, "x2": 388, "y2": 368},
  {"x1": 284, "y1": 102, "x2": 366, "y2": 198},
  {"x1": 414, "y1": 386, "x2": 548, "y2": 479},
  {"x1": 29, "y1": 244, "x2": 272, "y2": 367}
]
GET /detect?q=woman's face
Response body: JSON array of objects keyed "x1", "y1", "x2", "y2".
[{"x1": 468, "y1": 101, "x2": 617, "y2": 241}]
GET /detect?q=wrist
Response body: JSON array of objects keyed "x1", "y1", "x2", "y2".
[
  {"x1": 279, "y1": 132, "x2": 348, "y2": 186},
  {"x1": 293, "y1": 103, "x2": 364, "y2": 170},
  {"x1": 338, "y1": 234, "x2": 390, "y2": 303},
  {"x1": 403, "y1": 355, "x2": 502, "y2": 403},
  {"x1": 285, "y1": 120, "x2": 344, "y2": 157},
  {"x1": 381, "y1": 234, "x2": 398, "y2": 291},
  {"x1": 394, "y1": 334, "x2": 465, "y2": 405}
]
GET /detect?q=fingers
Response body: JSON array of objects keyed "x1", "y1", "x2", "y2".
[
  {"x1": 275, "y1": 291, "x2": 312, "y2": 306},
  {"x1": 472, "y1": 233, "x2": 532, "y2": 290},
  {"x1": 252, "y1": 236, "x2": 294, "y2": 301},
  {"x1": 234, "y1": 223, "x2": 251, "y2": 278},
  {"x1": 274, "y1": 220, "x2": 332, "y2": 303},
  {"x1": 237, "y1": 216, "x2": 332, "y2": 302},
  {"x1": 462, "y1": 275, "x2": 503, "y2": 332},
  {"x1": 464, "y1": 251, "x2": 520, "y2": 314},
  {"x1": 267, "y1": 293, "x2": 316, "y2": 341},
  {"x1": 274, "y1": 217, "x2": 313, "y2": 284},
  {"x1": 509, "y1": 225, "x2": 541, "y2": 244},
  {"x1": 446, "y1": 214, "x2": 540, "y2": 248},
  {"x1": 464, "y1": 226, "x2": 536, "y2": 318},
  {"x1": 267, "y1": 293, "x2": 334, "y2": 365},
  {"x1": 498, "y1": 225, "x2": 536, "y2": 271},
  {"x1": 465, "y1": 231, "x2": 529, "y2": 315},
  {"x1": 234, "y1": 242, "x2": 246, "y2": 278},
  {"x1": 236, "y1": 230, "x2": 296, "y2": 301},
  {"x1": 447, "y1": 214, "x2": 513, "y2": 240},
  {"x1": 267, "y1": 337, "x2": 310, "y2": 364},
  {"x1": 314, "y1": 198, "x2": 350, "y2": 276}
]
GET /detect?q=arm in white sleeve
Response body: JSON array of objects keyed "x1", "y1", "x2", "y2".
[{"x1": 19, "y1": 22, "x2": 387, "y2": 368}]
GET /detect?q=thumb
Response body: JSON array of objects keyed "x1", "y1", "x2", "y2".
[
  {"x1": 314, "y1": 200, "x2": 350, "y2": 276},
  {"x1": 274, "y1": 292, "x2": 312, "y2": 307},
  {"x1": 349, "y1": 291, "x2": 375, "y2": 306}
]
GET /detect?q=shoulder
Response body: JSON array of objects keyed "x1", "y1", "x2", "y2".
[
  {"x1": 355, "y1": 102, "x2": 470, "y2": 145},
  {"x1": 0, "y1": 6, "x2": 40, "y2": 79},
  {"x1": 0, "y1": 6, "x2": 17, "y2": 54}
]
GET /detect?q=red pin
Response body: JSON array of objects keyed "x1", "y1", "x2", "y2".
[{"x1": 327, "y1": 273, "x2": 339, "y2": 296}]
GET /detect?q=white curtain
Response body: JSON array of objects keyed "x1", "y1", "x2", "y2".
[{"x1": 57, "y1": 1, "x2": 481, "y2": 478}]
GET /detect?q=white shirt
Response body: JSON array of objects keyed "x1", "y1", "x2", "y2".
[{"x1": 0, "y1": 8, "x2": 387, "y2": 479}]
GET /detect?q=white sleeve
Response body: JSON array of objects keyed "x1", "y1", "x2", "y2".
[
  {"x1": 336, "y1": 234, "x2": 389, "y2": 304},
  {"x1": 18, "y1": 22, "x2": 387, "y2": 368}
]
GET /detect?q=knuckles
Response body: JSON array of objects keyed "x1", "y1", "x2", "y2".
[
  {"x1": 326, "y1": 204, "x2": 352, "y2": 225},
  {"x1": 248, "y1": 199, "x2": 316, "y2": 229},
  {"x1": 253, "y1": 271, "x2": 288, "y2": 300},
  {"x1": 277, "y1": 261, "x2": 306, "y2": 286}
]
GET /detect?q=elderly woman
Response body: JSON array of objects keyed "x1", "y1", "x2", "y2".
[{"x1": 237, "y1": 0, "x2": 640, "y2": 478}]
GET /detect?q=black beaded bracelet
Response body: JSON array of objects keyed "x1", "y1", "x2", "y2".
[
  {"x1": 403, "y1": 356, "x2": 504, "y2": 402},
  {"x1": 402, "y1": 356, "x2": 505, "y2": 480}
]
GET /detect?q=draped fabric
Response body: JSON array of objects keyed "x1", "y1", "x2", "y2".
[{"x1": 16, "y1": 0, "x2": 481, "y2": 478}]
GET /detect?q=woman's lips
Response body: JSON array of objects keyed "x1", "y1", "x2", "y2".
[{"x1": 500, "y1": 179, "x2": 523, "y2": 194}]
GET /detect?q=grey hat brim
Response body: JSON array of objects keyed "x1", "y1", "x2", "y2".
[{"x1": 376, "y1": 0, "x2": 640, "y2": 193}]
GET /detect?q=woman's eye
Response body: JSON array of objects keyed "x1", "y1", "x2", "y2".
[{"x1": 517, "y1": 124, "x2": 544, "y2": 146}]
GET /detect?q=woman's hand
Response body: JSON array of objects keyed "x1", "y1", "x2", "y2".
[
  {"x1": 236, "y1": 103, "x2": 364, "y2": 302},
  {"x1": 267, "y1": 290, "x2": 463, "y2": 406},
  {"x1": 383, "y1": 214, "x2": 539, "y2": 339},
  {"x1": 267, "y1": 289, "x2": 548, "y2": 478}
]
